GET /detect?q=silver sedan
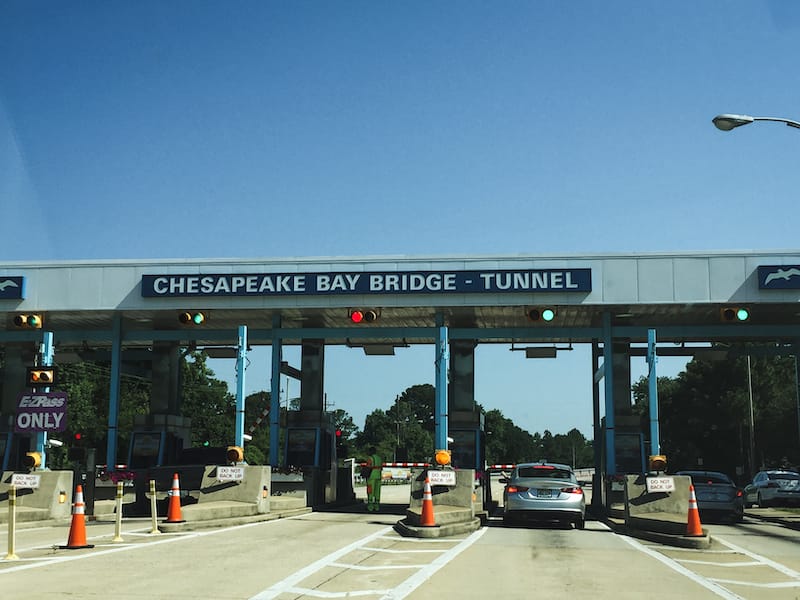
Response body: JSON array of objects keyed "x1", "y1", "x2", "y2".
[{"x1": 501, "y1": 461, "x2": 586, "y2": 529}]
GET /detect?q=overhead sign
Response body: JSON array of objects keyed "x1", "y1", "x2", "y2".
[
  {"x1": 428, "y1": 470, "x2": 457, "y2": 486},
  {"x1": 758, "y1": 265, "x2": 800, "y2": 289},
  {"x1": 15, "y1": 392, "x2": 68, "y2": 433},
  {"x1": 0, "y1": 276, "x2": 24, "y2": 300},
  {"x1": 141, "y1": 268, "x2": 592, "y2": 297}
]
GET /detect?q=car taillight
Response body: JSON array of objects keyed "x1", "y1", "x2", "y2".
[
  {"x1": 561, "y1": 486, "x2": 583, "y2": 495},
  {"x1": 506, "y1": 485, "x2": 529, "y2": 493},
  {"x1": 736, "y1": 489, "x2": 743, "y2": 497}
]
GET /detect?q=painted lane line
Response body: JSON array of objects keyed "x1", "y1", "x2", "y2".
[
  {"x1": 248, "y1": 526, "x2": 394, "y2": 600},
  {"x1": 710, "y1": 578, "x2": 800, "y2": 589},
  {"x1": 329, "y1": 562, "x2": 429, "y2": 570},
  {"x1": 283, "y1": 587, "x2": 391, "y2": 598},
  {"x1": 361, "y1": 546, "x2": 447, "y2": 554},
  {"x1": 714, "y1": 535, "x2": 800, "y2": 580},
  {"x1": 379, "y1": 528, "x2": 488, "y2": 600},
  {"x1": 618, "y1": 535, "x2": 744, "y2": 600},
  {"x1": 677, "y1": 560, "x2": 767, "y2": 568}
]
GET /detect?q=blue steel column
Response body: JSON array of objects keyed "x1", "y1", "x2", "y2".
[
  {"x1": 234, "y1": 325, "x2": 247, "y2": 448},
  {"x1": 602, "y1": 312, "x2": 616, "y2": 475},
  {"x1": 106, "y1": 315, "x2": 122, "y2": 470},
  {"x1": 647, "y1": 329, "x2": 660, "y2": 456},
  {"x1": 434, "y1": 316, "x2": 449, "y2": 452},
  {"x1": 270, "y1": 315, "x2": 282, "y2": 466},
  {"x1": 36, "y1": 331, "x2": 54, "y2": 467}
]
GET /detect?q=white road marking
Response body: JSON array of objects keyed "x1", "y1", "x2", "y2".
[
  {"x1": 618, "y1": 535, "x2": 745, "y2": 600},
  {"x1": 248, "y1": 526, "x2": 488, "y2": 600}
]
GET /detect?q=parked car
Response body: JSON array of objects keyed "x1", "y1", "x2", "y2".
[
  {"x1": 500, "y1": 461, "x2": 585, "y2": 529},
  {"x1": 744, "y1": 470, "x2": 800, "y2": 508},
  {"x1": 675, "y1": 470, "x2": 744, "y2": 522}
]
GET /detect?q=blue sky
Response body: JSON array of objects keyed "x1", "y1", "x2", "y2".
[{"x1": 2, "y1": 2, "x2": 799, "y2": 437}]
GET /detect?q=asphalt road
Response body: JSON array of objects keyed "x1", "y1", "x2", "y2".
[{"x1": 2, "y1": 483, "x2": 799, "y2": 599}]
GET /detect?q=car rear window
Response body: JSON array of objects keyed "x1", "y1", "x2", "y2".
[
  {"x1": 768, "y1": 472, "x2": 800, "y2": 481},
  {"x1": 517, "y1": 466, "x2": 573, "y2": 479},
  {"x1": 688, "y1": 473, "x2": 731, "y2": 485}
]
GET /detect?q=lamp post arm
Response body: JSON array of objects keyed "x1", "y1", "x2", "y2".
[{"x1": 752, "y1": 116, "x2": 800, "y2": 129}]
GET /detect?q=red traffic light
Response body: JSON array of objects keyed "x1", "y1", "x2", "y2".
[
  {"x1": 74, "y1": 433, "x2": 82, "y2": 441},
  {"x1": 335, "y1": 429, "x2": 342, "y2": 438},
  {"x1": 349, "y1": 309, "x2": 378, "y2": 323}
]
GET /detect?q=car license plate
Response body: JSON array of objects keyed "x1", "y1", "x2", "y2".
[{"x1": 535, "y1": 489, "x2": 553, "y2": 498}]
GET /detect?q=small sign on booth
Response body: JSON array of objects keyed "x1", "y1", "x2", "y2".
[
  {"x1": 11, "y1": 473, "x2": 41, "y2": 489},
  {"x1": 428, "y1": 470, "x2": 456, "y2": 486},
  {"x1": 646, "y1": 476, "x2": 675, "y2": 493},
  {"x1": 217, "y1": 466, "x2": 245, "y2": 482}
]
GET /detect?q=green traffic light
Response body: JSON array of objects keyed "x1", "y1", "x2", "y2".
[
  {"x1": 736, "y1": 308, "x2": 749, "y2": 321},
  {"x1": 192, "y1": 312, "x2": 205, "y2": 325},
  {"x1": 541, "y1": 308, "x2": 555, "y2": 321}
]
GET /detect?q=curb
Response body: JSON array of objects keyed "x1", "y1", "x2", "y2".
[{"x1": 394, "y1": 517, "x2": 482, "y2": 538}]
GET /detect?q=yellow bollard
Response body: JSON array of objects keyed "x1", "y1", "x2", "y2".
[
  {"x1": 112, "y1": 481, "x2": 124, "y2": 542},
  {"x1": 148, "y1": 479, "x2": 160, "y2": 535},
  {"x1": 5, "y1": 485, "x2": 19, "y2": 560}
]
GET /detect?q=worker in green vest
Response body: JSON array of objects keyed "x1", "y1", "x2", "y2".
[{"x1": 366, "y1": 446, "x2": 383, "y2": 512}]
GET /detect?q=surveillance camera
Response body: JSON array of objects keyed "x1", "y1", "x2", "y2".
[{"x1": 47, "y1": 439, "x2": 64, "y2": 448}]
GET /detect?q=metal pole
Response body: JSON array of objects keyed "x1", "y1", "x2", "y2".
[
  {"x1": 747, "y1": 355, "x2": 756, "y2": 477},
  {"x1": 148, "y1": 479, "x2": 160, "y2": 535},
  {"x1": 647, "y1": 329, "x2": 660, "y2": 456},
  {"x1": 234, "y1": 325, "x2": 247, "y2": 448},
  {"x1": 434, "y1": 316, "x2": 449, "y2": 452},
  {"x1": 5, "y1": 485, "x2": 18, "y2": 560},
  {"x1": 112, "y1": 480, "x2": 124, "y2": 542},
  {"x1": 795, "y1": 356, "x2": 800, "y2": 457}
]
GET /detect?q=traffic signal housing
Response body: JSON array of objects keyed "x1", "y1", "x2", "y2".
[
  {"x1": 720, "y1": 307, "x2": 750, "y2": 323},
  {"x1": 23, "y1": 452, "x2": 42, "y2": 470},
  {"x1": 27, "y1": 366, "x2": 57, "y2": 387},
  {"x1": 348, "y1": 309, "x2": 379, "y2": 324},
  {"x1": 526, "y1": 307, "x2": 557, "y2": 322},
  {"x1": 13, "y1": 314, "x2": 43, "y2": 329},
  {"x1": 226, "y1": 445, "x2": 244, "y2": 464},
  {"x1": 179, "y1": 312, "x2": 206, "y2": 325}
]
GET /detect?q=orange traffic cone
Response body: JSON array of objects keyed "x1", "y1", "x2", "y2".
[
  {"x1": 420, "y1": 477, "x2": 436, "y2": 527},
  {"x1": 60, "y1": 485, "x2": 94, "y2": 549},
  {"x1": 164, "y1": 472, "x2": 185, "y2": 523},
  {"x1": 686, "y1": 484, "x2": 703, "y2": 536}
]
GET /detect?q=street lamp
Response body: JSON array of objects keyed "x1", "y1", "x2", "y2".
[{"x1": 712, "y1": 113, "x2": 800, "y2": 131}]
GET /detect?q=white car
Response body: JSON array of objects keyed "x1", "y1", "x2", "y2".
[{"x1": 744, "y1": 470, "x2": 800, "y2": 508}]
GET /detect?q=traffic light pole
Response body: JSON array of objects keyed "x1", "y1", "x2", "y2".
[
  {"x1": 234, "y1": 325, "x2": 247, "y2": 449},
  {"x1": 35, "y1": 331, "x2": 54, "y2": 468}
]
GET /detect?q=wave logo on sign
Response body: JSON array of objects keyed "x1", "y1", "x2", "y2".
[
  {"x1": 0, "y1": 277, "x2": 24, "y2": 300},
  {"x1": 758, "y1": 265, "x2": 800, "y2": 289}
]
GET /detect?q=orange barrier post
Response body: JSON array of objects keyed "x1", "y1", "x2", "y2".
[
  {"x1": 686, "y1": 484, "x2": 703, "y2": 536},
  {"x1": 164, "y1": 473, "x2": 185, "y2": 523},
  {"x1": 60, "y1": 485, "x2": 94, "y2": 549},
  {"x1": 420, "y1": 477, "x2": 436, "y2": 527}
]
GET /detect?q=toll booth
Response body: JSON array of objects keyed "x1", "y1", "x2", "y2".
[
  {"x1": 449, "y1": 410, "x2": 489, "y2": 510},
  {"x1": 127, "y1": 414, "x2": 192, "y2": 468},
  {"x1": 284, "y1": 411, "x2": 338, "y2": 506}
]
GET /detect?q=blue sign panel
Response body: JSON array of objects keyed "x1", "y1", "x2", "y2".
[
  {"x1": 0, "y1": 276, "x2": 24, "y2": 300},
  {"x1": 758, "y1": 265, "x2": 800, "y2": 289},
  {"x1": 141, "y1": 268, "x2": 592, "y2": 298}
]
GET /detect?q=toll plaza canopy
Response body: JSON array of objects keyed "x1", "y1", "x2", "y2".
[
  {"x1": 4, "y1": 250, "x2": 800, "y2": 476},
  {"x1": 3, "y1": 250, "x2": 800, "y2": 347}
]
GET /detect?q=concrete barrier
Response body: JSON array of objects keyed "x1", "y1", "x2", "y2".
[{"x1": 0, "y1": 470, "x2": 74, "y2": 524}]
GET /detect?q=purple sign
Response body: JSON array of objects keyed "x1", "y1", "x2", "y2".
[{"x1": 15, "y1": 392, "x2": 68, "y2": 433}]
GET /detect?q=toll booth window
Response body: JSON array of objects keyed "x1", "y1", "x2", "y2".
[
  {"x1": 129, "y1": 432, "x2": 163, "y2": 469},
  {"x1": 286, "y1": 429, "x2": 317, "y2": 467}
]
